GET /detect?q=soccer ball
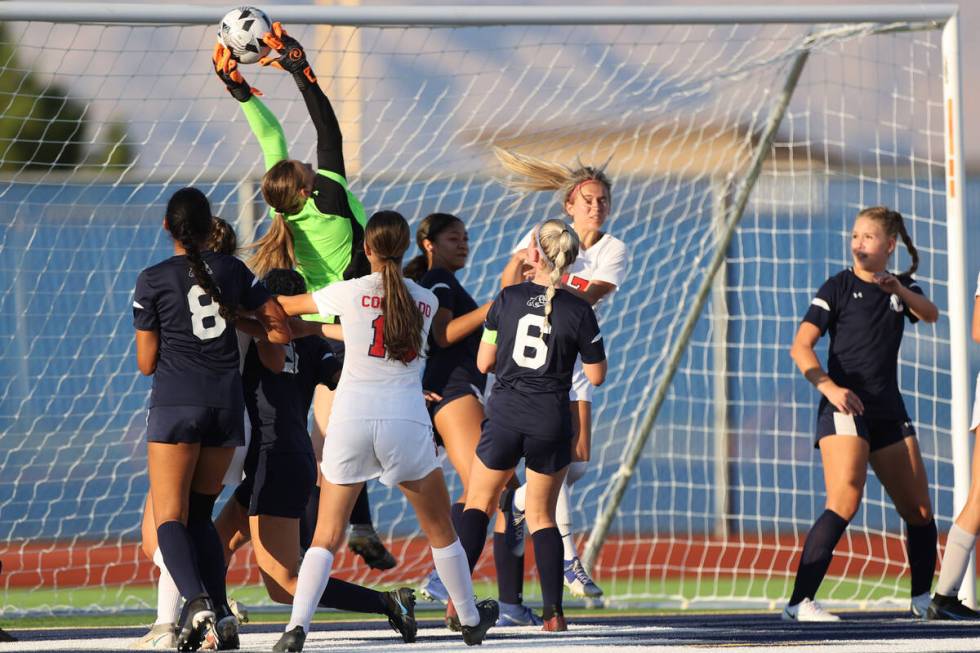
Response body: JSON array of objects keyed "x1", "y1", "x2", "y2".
[{"x1": 218, "y1": 6, "x2": 272, "y2": 65}]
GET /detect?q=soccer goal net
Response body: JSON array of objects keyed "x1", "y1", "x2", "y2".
[{"x1": 0, "y1": 4, "x2": 968, "y2": 614}]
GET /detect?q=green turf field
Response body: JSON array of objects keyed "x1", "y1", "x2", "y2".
[{"x1": 1, "y1": 575, "x2": 912, "y2": 627}]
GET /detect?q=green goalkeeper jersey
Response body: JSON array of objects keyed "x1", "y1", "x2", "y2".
[{"x1": 240, "y1": 94, "x2": 367, "y2": 321}]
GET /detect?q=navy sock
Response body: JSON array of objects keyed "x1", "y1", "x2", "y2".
[
  {"x1": 156, "y1": 520, "x2": 206, "y2": 601},
  {"x1": 349, "y1": 485, "x2": 372, "y2": 527},
  {"x1": 906, "y1": 518, "x2": 937, "y2": 597},
  {"x1": 789, "y1": 509, "x2": 849, "y2": 605},
  {"x1": 459, "y1": 509, "x2": 490, "y2": 572},
  {"x1": 187, "y1": 492, "x2": 227, "y2": 611},
  {"x1": 494, "y1": 532, "x2": 524, "y2": 605},
  {"x1": 318, "y1": 577, "x2": 386, "y2": 614},
  {"x1": 451, "y1": 502, "x2": 465, "y2": 535},
  {"x1": 299, "y1": 485, "x2": 320, "y2": 552},
  {"x1": 531, "y1": 527, "x2": 563, "y2": 615}
]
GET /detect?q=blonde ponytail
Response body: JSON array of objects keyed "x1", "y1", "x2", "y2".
[
  {"x1": 244, "y1": 212, "x2": 296, "y2": 279},
  {"x1": 495, "y1": 147, "x2": 613, "y2": 208}
]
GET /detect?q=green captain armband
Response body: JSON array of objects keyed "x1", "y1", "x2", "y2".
[{"x1": 481, "y1": 328, "x2": 497, "y2": 345}]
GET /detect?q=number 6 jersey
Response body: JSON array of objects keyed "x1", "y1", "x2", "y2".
[
  {"x1": 132, "y1": 252, "x2": 271, "y2": 409},
  {"x1": 484, "y1": 282, "x2": 605, "y2": 435}
]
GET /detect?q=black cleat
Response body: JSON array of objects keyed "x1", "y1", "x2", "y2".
[
  {"x1": 499, "y1": 487, "x2": 525, "y2": 556},
  {"x1": 927, "y1": 593, "x2": 980, "y2": 620},
  {"x1": 461, "y1": 599, "x2": 498, "y2": 646},
  {"x1": 201, "y1": 604, "x2": 240, "y2": 650},
  {"x1": 0, "y1": 628, "x2": 16, "y2": 643},
  {"x1": 176, "y1": 595, "x2": 216, "y2": 652},
  {"x1": 272, "y1": 626, "x2": 306, "y2": 652},
  {"x1": 382, "y1": 587, "x2": 417, "y2": 643},
  {"x1": 348, "y1": 527, "x2": 397, "y2": 570}
]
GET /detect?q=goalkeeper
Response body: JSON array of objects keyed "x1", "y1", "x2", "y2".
[{"x1": 213, "y1": 24, "x2": 395, "y2": 571}]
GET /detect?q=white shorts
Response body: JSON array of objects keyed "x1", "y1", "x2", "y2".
[
  {"x1": 222, "y1": 410, "x2": 251, "y2": 487},
  {"x1": 321, "y1": 418, "x2": 439, "y2": 487},
  {"x1": 971, "y1": 371, "x2": 980, "y2": 431},
  {"x1": 569, "y1": 357, "x2": 593, "y2": 403}
]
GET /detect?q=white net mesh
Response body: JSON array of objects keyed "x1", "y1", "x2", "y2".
[{"x1": 0, "y1": 13, "x2": 955, "y2": 613}]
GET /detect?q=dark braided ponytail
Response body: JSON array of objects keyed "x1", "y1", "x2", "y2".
[
  {"x1": 166, "y1": 187, "x2": 238, "y2": 322},
  {"x1": 857, "y1": 206, "x2": 919, "y2": 277}
]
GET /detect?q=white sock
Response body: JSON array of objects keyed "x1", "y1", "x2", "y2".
[
  {"x1": 935, "y1": 523, "x2": 977, "y2": 596},
  {"x1": 152, "y1": 547, "x2": 182, "y2": 625},
  {"x1": 286, "y1": 547, "x2": 334, "y2": 632},
  {"x1": 566, "y1": 461, "x2": 588, "y2": 486},
  {"x1": 557, "y1": 481, "x2": 577, "y2": 560},
  {"x1": 513, "y1": 484, "x2": 526, "y2": 513},
  {"x1": 431, "y1": 540, "x2": 479, "y2": 627}
]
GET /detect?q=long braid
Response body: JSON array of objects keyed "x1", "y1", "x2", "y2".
[
  {"x1": 166, "y1": 187, "x2": 238, "y2": 323},
  {"x1": 536, "y1": 219, "x2": 580, "y2": 330},
  {"x1": 892, "y1": 214, "x2": 919, "y2": 277}
]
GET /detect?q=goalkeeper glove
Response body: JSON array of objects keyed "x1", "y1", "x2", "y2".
[
  {"x1": 212, "y1": 42, "x2": 261, "y2": 103},
  {"x1": 260, "y1": 22, "x2": 317, "y2": 87}
]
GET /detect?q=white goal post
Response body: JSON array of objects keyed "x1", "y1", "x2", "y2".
[{"x1": 0, "y1": 3, "x2": 969, "y2": 613}]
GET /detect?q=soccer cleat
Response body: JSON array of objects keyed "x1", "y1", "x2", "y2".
[
  {"x1": 563, "y1": 557, "x2": 603, "y2": 598},
  {"x1": 498, "y1": 487, "x2": 525, "y2": 556},
  {"x1": 419, "y1": 568, "x2": 450, "y2": 604},
  {"x1": 176, "y1": 595, "x2": 217, "y2": 651},
  {"x1": 382, "y1": 587, "x2": 417, "y2": 643},
  {"x1": 0, "y1": 627, "x2": 14, "y2": 643},
  {"x1": 926, "y1": 593, "x2": 980, "y2": 620},
  {"x1": 781, "y1": 598, "x2": 840, "y2": 622},
  {"x1": 445, "y1": 599, "x2": 462, "y2": 632},
  {"x1": 228, "y1": 597, "x2": 249, "y2": 624},
  {"x1": 460, "y1": 599, "x2": 499, "y2": 646},
  {"x1": 201, "y1": 610, "x2": 240, "y2": 651},
  {"x1": 495, "y1": 601, "x2": 543, "y2": 627},
  {"x1": 272, "y1": 626, "x2": 306, "y2": 653},
  {"x1": 348, "y1": 526, "x2": 397, "y2": 570},
  {"x1": 910, "y1": 592, "x2": 932, "y2": 619},
  {"x1": 129, "y1": 622, "x2": 176, "y2": 649}
]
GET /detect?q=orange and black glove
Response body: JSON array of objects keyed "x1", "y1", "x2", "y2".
[
  {"x1": 260, "y1": 22, "x2": 317, "y2": 88},
  {"x1": 212, "y1": 42, "x2": 262, "y2": 103}
]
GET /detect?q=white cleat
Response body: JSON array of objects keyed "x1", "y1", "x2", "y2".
[
  {"x1": 910, "y1": 592, "x2": 931, "y2": 619},
  {"x1": 128, "y1": 622, "x2": 177, "y2": 649},
  {"x1": 782, "y1": 598, "x2": 840, "y2": 622}
]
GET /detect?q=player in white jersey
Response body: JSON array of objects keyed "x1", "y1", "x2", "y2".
[
  {"x1": 273, "y1": 211, "x2": 498, "y2": 651},
  {"x1": 496, "y1": 148, "x2": 628, "y2": 598}
]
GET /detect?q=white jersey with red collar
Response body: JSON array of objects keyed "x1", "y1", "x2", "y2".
[{"x1": 312, "y1": 272, "x2": 436, "y2": 424}]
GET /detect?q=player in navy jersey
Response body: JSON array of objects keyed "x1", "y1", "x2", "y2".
[
  {"x1": 272, "y1": 211, "x2": 498, "y2": 651},
  {"x1": 458, "y1": 219, "x2": 607, "y2": 632},
  {"x1": 404, "y1": 213, "x2": 540, "y2": 627},
  {"x1": 133, "y1": 188, "x2": 290, "y2": 650},
  {"x1": 783, "y1": 206, "x2": 939, "y2": 622},
  {"x1": 187, "y1": 269, "x2": 415, "y2": 649},
  {"x1": 496, "y1": 148, "x2": 626, "y2": 599}
]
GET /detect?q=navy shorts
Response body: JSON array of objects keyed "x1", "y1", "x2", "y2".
[
  {"x1": 147, "y1": 405, "x2": 244, "y2": 447},
  {"x1": 815, "y1": 403, "x2": 916, "y2": 453},
  {"x1": 234, "y1": 450, "x2": 317, "y2": 519},
  {"x1": 476, "y1": 419, "x2": 572, "y2": 474}
]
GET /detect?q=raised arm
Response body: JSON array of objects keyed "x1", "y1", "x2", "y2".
[
  {"x1": 213, "y1": 43, "x2": 289, "y2": 170},
  {"x1": 260, "y1": 22, "x2": 344, "y2": 176}
]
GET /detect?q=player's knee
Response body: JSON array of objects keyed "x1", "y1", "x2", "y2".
[
  {"x1": 266, "y1": 582, "x2": 294, "y2": 605},
  {"x1": 826, "y1": 494, "x2": 862, "y2": 522},
  {"x1": 524, "y1": 506, "x2": 556, "y2": 533},
  {"x1": 311, "y1": 524, "x2": 346, "y2": 554}
]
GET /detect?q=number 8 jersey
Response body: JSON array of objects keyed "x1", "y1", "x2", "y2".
[
  {"x1": 132, "y1": 252, "x2": 271, "y2": 409},
  {"x1": 484, "y1": 282, "x2": 605, "y2": 434}
]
